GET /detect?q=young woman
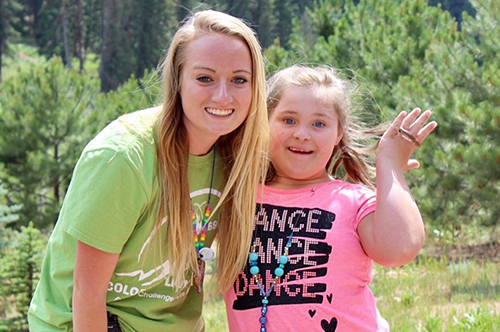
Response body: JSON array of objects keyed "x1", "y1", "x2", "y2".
[
  {"x1": 28, "y1": 10, "x2": 268, "y2": 332},
  {"x1": 224, "y1": 65, "x2": 437, "y2": 331}
]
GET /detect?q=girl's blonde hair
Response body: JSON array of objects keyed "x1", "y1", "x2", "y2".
[
  {"x1": 156, "y1": 10, "x2": 268, "y2": 292},
  {"x1": 267, "y1": 65, "x2": 380, "y2": 188}
]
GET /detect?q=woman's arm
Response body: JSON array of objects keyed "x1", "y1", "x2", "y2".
[
  {"x1": 358, "y1": 108, "x2": 437, "y2": 267},
  {"x1": 73, "y1": 241, "x2": 120, "y2": 332}
]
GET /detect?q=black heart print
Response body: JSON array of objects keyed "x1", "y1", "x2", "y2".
[{"x1": 320, "y1": 317, "x2": 338, "y2": 332}]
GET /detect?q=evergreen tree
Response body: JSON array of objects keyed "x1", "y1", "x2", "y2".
[
  {"x1": 0, "y1": 182, "x2": 21, "y2": 226},
  {"x1": 0, "y1": 56, "x2": 101, "y2": 228},
  {"x1": 273, "y1": 0, "x2": 296, "y2": 47},
  {"x1": 176, "y1": 0, "x2": 197, "y2": 22},
  {"x1": 428, "y1": 0, "x2": 476, "y2": 24},
  {"x1": 250, "y1": 0, "x2": 275, "y2": 48},
  {"x1": 0, "y1": 222, "x2": 46, "y2": 331},
  {"x1": 132, "y1": 0, "x2": 176, "y2": 82},
  {"x1": 12, "y1": 0, "x2": 43, "y2": 43},
  {"x1": 266, "y1": 0, "x2": 499, "y2": 231}
]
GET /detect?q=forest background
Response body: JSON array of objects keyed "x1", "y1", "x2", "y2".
[{"x1": 0, "y1": 0, "x2": 498, "y2": 331}]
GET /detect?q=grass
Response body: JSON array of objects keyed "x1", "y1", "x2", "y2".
[{"x1": 203, "y1": 256, "x2": 500, "y2": 331}]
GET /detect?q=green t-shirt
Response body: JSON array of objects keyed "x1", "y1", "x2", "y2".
[{"x1": 28, "y1": 107, "x2": 223, "y2": 332}]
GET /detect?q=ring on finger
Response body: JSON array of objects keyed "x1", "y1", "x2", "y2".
[{"x1": 398, "y1": 128, "x2": 421, "y2": 147}]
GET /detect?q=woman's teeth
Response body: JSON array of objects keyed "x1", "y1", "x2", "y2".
[{"x1": 206, "y1": 107, "x2": 234, "y2": 116}]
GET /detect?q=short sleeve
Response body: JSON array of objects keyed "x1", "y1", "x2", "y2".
[
  {"x1": 59, "y1": 148, "x2": 149, "y2": 254},
  {"x1": 354, "y1": 187, "x2": 376, "y2": 229}
]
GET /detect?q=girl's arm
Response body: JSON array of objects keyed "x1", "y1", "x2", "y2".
[
  {"x1": 358, "y1": 108, "x2": 437, "y2": 267},
  {"x1": 73, "y1": 241, "x2": 120, "y2": 332}
]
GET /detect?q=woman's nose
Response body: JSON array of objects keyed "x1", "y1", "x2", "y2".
[{"x1": 212, "y1": 82, "x2": 233, "y2": 104}]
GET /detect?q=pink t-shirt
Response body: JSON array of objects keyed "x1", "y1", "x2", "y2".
[{"x1": 224, "y1": 180, "x2": 389, "y2": 332}]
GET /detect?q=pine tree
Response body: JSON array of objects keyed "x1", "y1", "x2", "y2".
[
  {"x1": 0, "y1": 56, "x2": 101, "y2": 228},
  {"x1": 266, "y1": 0, "x2": 499, "y2": 232},
  {"x1": 273, "y1": 0, "x2": 296, "y2": 47},
  {"x1": 0, "y1": 222, "x2": 47, "y2": 331},
  {"x1": 132, "y1": 0, "x2": 176, "y2": 81}
]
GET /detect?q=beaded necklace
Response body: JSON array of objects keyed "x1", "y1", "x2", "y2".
[
  {"x1": 248, "y1": 212, "x2": 303, "y2": 332},
  {"x1": 192, "y1": 145, "x2": 216, "y2": 292}
]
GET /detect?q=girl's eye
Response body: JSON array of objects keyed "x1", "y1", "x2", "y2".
[
  {"x1": 196, "y1": 76, "x2": 212, "y2": 83},
  {"x1": 313, "y1": 121, "x2": 325, "y2": 128},
  {"x1": 233, "y1": 77, "x2": 248, "y2": 84},
  {"x1": 284, "y1": 118, "x2": 295, "y2": 125}
]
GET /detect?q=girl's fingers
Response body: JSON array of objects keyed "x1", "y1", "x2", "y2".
[
  {"x1": 388, "y1": 111, "x2": 408, "y2": 136},
  {"x1": 409, "y1": 110, "x2": 433, "y2": 133},
  {"x1": 401, "y1": 108, "x2": 421, "y2": 130},
  {"x1": 416, "y1": 120, "x2": 438, "y2": 143}
]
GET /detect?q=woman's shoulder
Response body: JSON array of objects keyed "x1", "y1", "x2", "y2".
[{"x1": 85, "y1": 106, "x2": 161, "y2": 155}]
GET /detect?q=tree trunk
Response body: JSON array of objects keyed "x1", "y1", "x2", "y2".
[
  {"x1": 61, "y1": 0, "x2": 72, "y2": 68},
  {"x1": 54, "y1": 143, "x2": 60, "y2": 207},
  {"x1": 76, "y1": 0, "x2": 83, "y2": 72},
  {"x1": 99, "y1": 0, "x2": 116, "y2": 92},
  {"x1": 0, "y1": 0, "x2": 5, "y2": 83}
]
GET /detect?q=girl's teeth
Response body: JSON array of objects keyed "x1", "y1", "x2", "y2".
[
  {"x1": 289, "y1": 147, "x2": 311, "y2": 153},
  {"x1": 206, "y1": 108, "x2": 233, "y2": 116}
]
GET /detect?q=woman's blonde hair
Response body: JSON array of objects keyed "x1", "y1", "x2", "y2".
[
  {"x1": 157, "y1": 10, "x2": 268, "y2": 291},
  {"x1": 267, "y1": 65, "x2": 381, "y2": 189}
]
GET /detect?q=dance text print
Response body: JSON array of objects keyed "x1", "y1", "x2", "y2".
[{"x1": 232, "y1": 204, "x2": 334, "y2": 309}]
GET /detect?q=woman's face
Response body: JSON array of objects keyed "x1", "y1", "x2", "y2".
[{"x1": 179, "y1": 33, "x2": 253, "y2": 155}]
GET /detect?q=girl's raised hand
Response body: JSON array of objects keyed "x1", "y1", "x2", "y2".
[{"x1": 377, "y1": 108, "x2": 438, "y2": 172}]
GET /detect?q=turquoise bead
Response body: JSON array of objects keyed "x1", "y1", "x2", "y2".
[
  {"x1": 262, "y1": 299, "x2": 268, "y2": 304},
  {"x1": 249, "y1": 252, "x2": 259, "y2": 261},
  {"x1": 250, "y1": 266, "x2": 260, "y2": 275},
  {"x1": 279, "y1": 264, "x2": 284, "y2": 269},
  {"x1": 279, "y1": 255, "x2": 288, "y2": 264},
  {"x1": 274, "y1": 267, "x2": 284, "y2": 277}
]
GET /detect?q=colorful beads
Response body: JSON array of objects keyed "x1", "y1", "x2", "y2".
[
  {"x1": 250, "y1": 266, "x2": 260, "y2": 275},
  {"x1": 250, "y1": 225, "x2": 299, "y2": 332}
]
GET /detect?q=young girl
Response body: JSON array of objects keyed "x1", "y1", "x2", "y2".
[
  {"x1": 224, "y1": 65, "x2": 437, "y2": 332},
  {"x1": 28, "y1": 10, "x2": 268, "y2": 332}
]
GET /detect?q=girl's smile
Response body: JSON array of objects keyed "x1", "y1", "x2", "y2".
[{"x1": 269, "y1": 86, "x2": 343, "y2": 189}]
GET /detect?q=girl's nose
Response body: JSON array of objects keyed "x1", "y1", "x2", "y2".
[
  {"x1": 293, "y1": 125, "x2": 311, "y2": 141},
  {"x1": 212, "y1": 82, "x2": 233, "y2": 104}
]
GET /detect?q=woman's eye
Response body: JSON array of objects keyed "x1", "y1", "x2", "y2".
[
  {"x1": 284, "y1": 118, "x2": 295, "y2": 125},
  {"x1": 313, "y1": 121, "x2": 325, "y2": 128},
  {"x1": 196, "y1": 76, "x2": 212, "y2": 83},
  {"x1": 233, "y1": 77, "x2": 248, "y2": 84}
]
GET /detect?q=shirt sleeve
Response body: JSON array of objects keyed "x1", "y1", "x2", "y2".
[
  {"x1": 59, "y1": 148, "x2": 150, "y2": 254},
  {"x1": 354, "y1": 187, "x2": 376, "y2": 229}
]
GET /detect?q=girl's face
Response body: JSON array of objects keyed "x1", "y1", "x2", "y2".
[
  {"x1": 180, "y1": 33, "x2": 253, "y2": 155},
  {"x1": 269, "y1": 86, "x2": 343, "y2": 188}
]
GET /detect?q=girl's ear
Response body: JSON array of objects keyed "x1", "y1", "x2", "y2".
[{"x1": 335, "y1": 129, "x2": 344, "y2": 146}]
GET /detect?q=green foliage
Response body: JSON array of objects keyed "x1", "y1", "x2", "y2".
[
  {"x1": 0, "y1": 56, "x2": 101, "y2": 228},
  {"x1": 268, "y1": 0, "x2": 499, "y2": 232},
  {"x1": 0, "y1": 222, "x2": 47, "y2": 331},
  {"x1": 0, "y1": 182, "x2": 20, "y2": 226}
]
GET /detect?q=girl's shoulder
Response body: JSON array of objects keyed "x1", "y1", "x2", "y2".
[{"x1": 259, "y1": 179, "x2": 374, "y2": 206}]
